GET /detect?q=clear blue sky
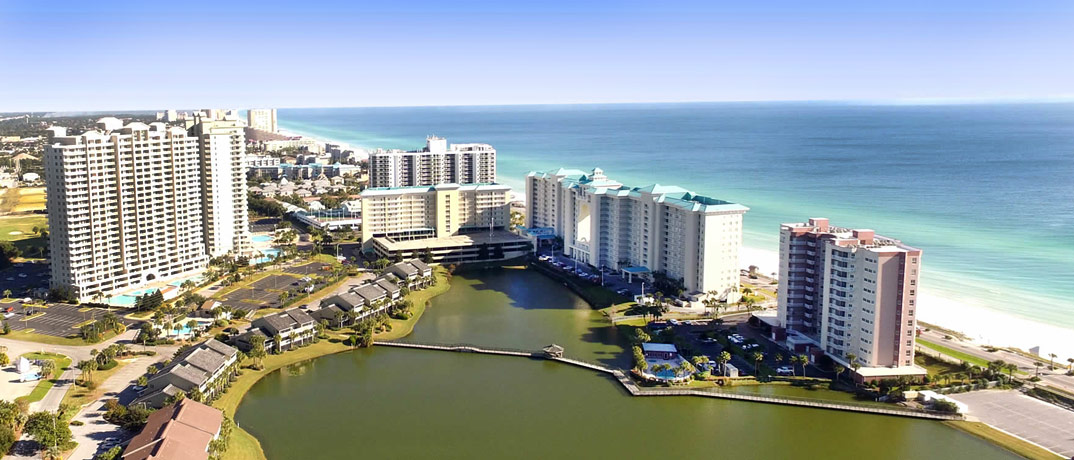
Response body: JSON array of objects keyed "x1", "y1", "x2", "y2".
[{"x1": 1, "y1": 0, "x2": 1072, "y2": 111}]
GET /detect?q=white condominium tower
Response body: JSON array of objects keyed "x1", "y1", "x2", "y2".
[
  {"x1": 368, "y1": 136, "x2": 496, "y2": 187},
  {"x1": 526, "y1": 167, "x2": 748, "y2": 297},
  {"x1": 44, "y1": 119, "x2": 209, "y2": 301},
  {"x1": 777, "y1": 218, "x2": 922, "y2": 370},
  {"x1": 247, "y1": 108, "x2": 277, "y2": 133},
  {"x1": 188, "y1": 115, "x2": 250, "y2": 258}
]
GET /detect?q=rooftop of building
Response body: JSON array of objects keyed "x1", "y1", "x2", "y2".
[
  {"x1": 361, "y1": 182, "x2": 510, "y2": 196},
  {"x1": 373, "y1": 230, "x2": 530, "y2": 251},
  {"x1": 530, "y1": 167, "x2": 747, "y2": 214},
  {"x1": 123, "y1": 398, "x2": 222, "y2": 460},
  {"x1": 641, "y1": 343, "x2": 679, "y2": 353},
  {"x1": 782, "y1": 218, "x2": 920, "y2": 253}
]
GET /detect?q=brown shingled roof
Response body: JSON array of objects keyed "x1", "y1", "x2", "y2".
[{"x1": 123, "y1": 398, "x2": 223, "y2": 460}]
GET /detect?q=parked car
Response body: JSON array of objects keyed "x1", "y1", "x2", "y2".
[{"x1": 776, "y1": 366, "x2": 794, "y2": 376}]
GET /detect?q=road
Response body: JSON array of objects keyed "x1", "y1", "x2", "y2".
[
  {"x1": 67, "y1": 353, "x2": 170, "y2": 460},
  {"x1": 917, "y1": 328, "x2": 1074, "y2": 394},
  {"x1": 29, "y1": 367, "x2": 77, "y2": 413},
  {"x1": 0, "y1": 329, "x2": 138, "y2": 363}
]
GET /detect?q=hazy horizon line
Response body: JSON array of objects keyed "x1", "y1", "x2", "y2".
[{"x1": 9, "y1": 95, "x2": 1074, "y2": 116}]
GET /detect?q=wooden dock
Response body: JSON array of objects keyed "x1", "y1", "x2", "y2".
[{"x1": 374, "y1": 340, "x2": 961, "y2": 421}]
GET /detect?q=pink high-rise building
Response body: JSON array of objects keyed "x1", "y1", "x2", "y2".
[{"x1": 777, "y1": 218, "x2": 924, "y2": 375}]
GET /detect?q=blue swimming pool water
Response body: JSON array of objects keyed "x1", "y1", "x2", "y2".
[
  {"x1": 252, "y1": 235, "x2": 273, "y2": 243},
  {"x1": 252, "y1": 248, "x2": 283, "y2": 265}
]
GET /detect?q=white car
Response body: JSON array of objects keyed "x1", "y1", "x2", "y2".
[{"x1": 776, "y1": 366, "x2": 794, "y2": 376}]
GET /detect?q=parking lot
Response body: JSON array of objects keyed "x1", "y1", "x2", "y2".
[
  {"x1": 0, "y1": 261, "x2": 49, "y2": 297},
  {"x1": 285, "y1": 262, "x2": 332, "y2": 275},
  {"x1": 249, "y1": 217, "x2": 281, "y2": 233},
  {"x1": 535, "y1": 250, "x2": 642, "y2": 297},
  {"x1": 1, "y1": 302, "x2": 134, "y2": 337},
  {"x1": 948, "y1": 390, "x2": 1074, "y2": 457}
]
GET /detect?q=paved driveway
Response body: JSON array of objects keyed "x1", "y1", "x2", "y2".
[{"x1": 948, "y1": 389, "x2": 1074, "y2": 457}]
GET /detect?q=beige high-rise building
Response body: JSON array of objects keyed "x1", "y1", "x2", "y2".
[
  {"x1": 359, "y1": 183, "x2": 530, "y2": 263},
  {"x1": 526, "y1": 167, "x2": 747, "y2": 297},
  {"x1": 360, "y1": 183, "x2": 510, "y2": 244},
  {"x1": 44, "y1": 119, "x2": 208, "y2": 301},
  {"x1": 777, "y1": 218, "x2": 924, "y2": 375},
  {"x1": 188, "y1": 116, "x2": 250, "y2": 258},
  {"x1": 247, "y1": 108, "x2": 277, "y2": 133},
  {"x1": 368, "y1": 136, "x2": 496, "y2": 187}
]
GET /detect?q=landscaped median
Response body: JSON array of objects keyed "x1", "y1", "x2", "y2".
[
  {"x1": 216, "y1": 266, "x2": 451, "y2": 460},
  {"x1": 15, "y1": 352, "x2": 72, "y2": 404},
  {"x1": 917, "y1": 338, "x2": 992, "y2": 368}
]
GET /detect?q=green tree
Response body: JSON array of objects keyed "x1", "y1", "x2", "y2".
[
  {"x1": 751, "y1": 352, "x2": 765, "y2": 376},
  {"x1": 796, "y1": 354, "x2": 809, "y2": 377},
  {"x1": 137, "y1": 375, "x2": 148, "y2": 387},
  {"x1": 78, "y1": 360, "x2": 98, "y2": 384},
  {"x1": 788, "y1": 355, "x2": 801, "y2": 377},
  {"x1": 25, "y1": 411, "x2": 73, "y2": 458},
  {"x1": 833, "y1": 364, "x2": 846, "y2": 383},
  {"x1": 1, "y1": 289, "x2": 10, "y2": 299},
  {"x1": 248, "y1": 334, "x2": 267, "y2": 368},
  {"x1": 0, "y1": 352, "x2": 8, "y2": 367},
  {"x1": 717, "y1": 351, "x2": 732, "y2": 377}
]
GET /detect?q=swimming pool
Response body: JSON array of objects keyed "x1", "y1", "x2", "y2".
[
  {"x1": 251, "y1": 235, "x2": 273, "y2": 243},
  {"x1": 168, "y1": 275, "x2": 205, "y2": 287},
  {"x1": 109, "y1": 287, "x2": 161, "y2": 305},
  {"x1": 251, "y1": 248, "x2": 283, "y2": 265}
]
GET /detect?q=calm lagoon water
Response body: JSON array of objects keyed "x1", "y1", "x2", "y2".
[{"x1": 235, "y1": 269, "x2": 1014, "y2": 459}]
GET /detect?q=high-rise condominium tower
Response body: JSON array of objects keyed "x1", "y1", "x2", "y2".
[
  {"x1": 526, "y1": 167, "x2": 747, "y2": 297},
  {"x1": 247, "y1": 108, "x2": 277, "y2": 133},
  {"x1": 44, "y1": 119, "x2": 208, "y2": 301},
  {"x1": 188, "y1": 115, "x2": 250, "y2": 258},
  {"x1": 777, "y1": 218, "x2": 922, "y2": 369},
  {"x1": 368, "y1": 136, "x2": 496, "y2": 187}
]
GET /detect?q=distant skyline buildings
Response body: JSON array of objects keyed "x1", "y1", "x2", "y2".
[
  {"x1": 247, "y1": 109, "x2": 277, "y2": 133},
  {"x1": 368, "y1": 137, "x2": 496, "y2": 188},
  {"x1": 2, "y1": 2, "x2": 1072, "y2": 111}
]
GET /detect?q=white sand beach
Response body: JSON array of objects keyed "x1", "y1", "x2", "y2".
[{"x1": 739, "y1": 245, "x2": 1074, "y2": 360}]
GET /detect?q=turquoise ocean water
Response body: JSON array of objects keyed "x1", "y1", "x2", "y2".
[{"x1": 277, "y1": 102, "x2": 1074, "y2": 334}]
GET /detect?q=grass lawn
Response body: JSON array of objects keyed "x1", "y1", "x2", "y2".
[
  {"x1": 944, "y1": 421, "x2": 1063, "y2": 460},
  {"x1": 217, "y1": 266, "x2": 452, "y2": 460},
  {"x1": 16, "y1": 352, "x2": 72, "y2": 404},
  {"x1": 13, "y1": 187, "x2": 46, "y2": 212},
  {"x1": 0, "y1": 214, "x2": 48, "y2": 255},
  {"x1": 917, "y1": 338, "x2": 992, "y2": 368},
  {"x1": 61, "y1": 359, "x2": 128, "y2": 408},
  {"x1": 914, "y1": 354, "x2": 963, "y2": 377},
  {"x1": 3, "y1": 328, "x2": 119, "y2": 346}
]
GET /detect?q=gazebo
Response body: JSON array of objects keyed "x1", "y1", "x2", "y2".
[
  {"x1": 542, "y1": 344, "x2": 564, "y2": 358},
  {"x1": 620, "y1": 266, "x2": 651, "y2": 284}
]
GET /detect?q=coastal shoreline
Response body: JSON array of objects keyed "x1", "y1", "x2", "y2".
[{"x1": 274, "y1": 120, "x2": 1073, "y2": 360}]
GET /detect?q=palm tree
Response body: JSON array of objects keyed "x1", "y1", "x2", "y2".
[
  {"x1": 774, "y1": 353, "x2": 784, "y2": 366},
  {"x1": 1067, "y1": 358, "x2": 1074, "y2": 372},
  {"x1": 717, "y1": 351, "x2": 731, "y2": 377},
  {"x1": 846, "y1": 353, "x2": 861, "y2": 376},
  {"x1": 788, "y1": 355, "x2": 800, "y2": 377},
  {"x1": 833, "y1": 364, "x2": 846, "y2": 383},
  {"x1": 751, "y1": 351, "x2": 765, "y2": 376},
  {"x1": 1047, "y1": 353, "x2": 1057, "y2": 370},
  {"x1": 274, "y1": 333, "x2": 283, "y2": 353},
  {"x1": 2, "y1": 289, "x2": 10, "y2": 299},
  {"x1": 796, "y1": 354, "x2": 809, "y2": 377},
  {"x1": 1033, "y1": 361, "x2": 1043, "y2": 377}
]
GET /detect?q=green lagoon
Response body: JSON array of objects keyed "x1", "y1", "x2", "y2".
[{"x1": 235, "y1": 269, "x2": 1014, "y2": 459}]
